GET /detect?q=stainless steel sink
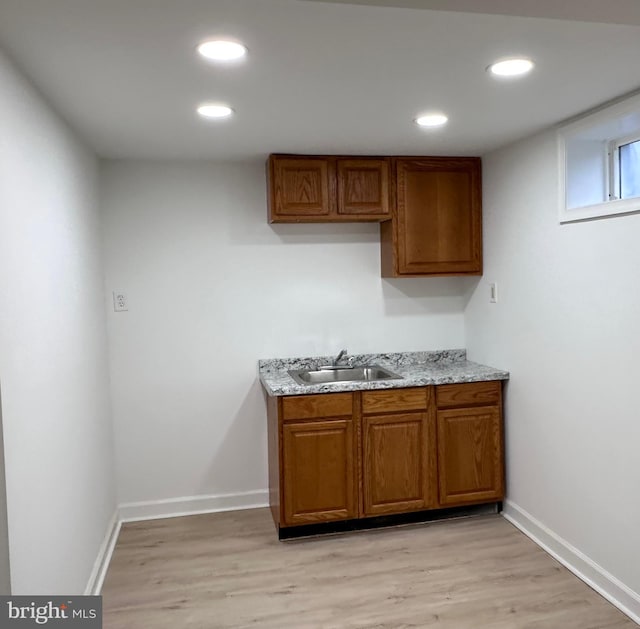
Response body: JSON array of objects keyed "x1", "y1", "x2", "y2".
[{"x1": 288, "y1": 365, "x2": 403, "y2": 385}]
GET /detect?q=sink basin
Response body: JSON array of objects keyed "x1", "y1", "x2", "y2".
[{"x1": 288, "y1": 365, "x2": 403, "y2": 385}]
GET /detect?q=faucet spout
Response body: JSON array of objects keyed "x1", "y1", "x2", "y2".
[{"x1": 333, "y1": 348, "x2": 348, "y2": 366}]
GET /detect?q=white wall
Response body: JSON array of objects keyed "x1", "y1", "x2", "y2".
[
  {"x1": 0, "y1": 50, "x2": 116, "y2": 593},
  {"x1": 466, "y1": 130, "x2": 640, "y2": 605},
  {"x1": 100, "y1": 160, "x2": 469, "y2": 506},
  {"x1": 0, "y1": 388, "x2": 10, "y2": 594}
]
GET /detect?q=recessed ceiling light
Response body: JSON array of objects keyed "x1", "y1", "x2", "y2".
[
  {"x1": 197, "y1": 40, "x2": 247, "y2": 62},
  {"x1": 415, "y1": 113, "x2": 448, "y2": 128},
  {"x1": 488, "y1": 58, "x2": 534, "y2": 78},
  {"x1": 197, "y1": 104, "x2": 234, "y2": 119}
]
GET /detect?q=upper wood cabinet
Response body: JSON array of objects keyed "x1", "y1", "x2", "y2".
[
  {"x1": 268, "y1": 156, "x2": 334, "y2": 220},
  {"x1": 337, "y1": 159, "x2": 390, "y2": 217},
  {"x1": 267, "y1": 153, "x2": 483, "y2": 277},
  {"x1": 268, "y1": 155, "x2": 391, "y2": 222},
  {"x1": 380, "y1": 157, "x2": 482, "y2": 277}
]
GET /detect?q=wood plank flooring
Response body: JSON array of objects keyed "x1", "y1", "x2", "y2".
[{"x1": 102, "y1": 509, "x2": 636, "y2": 629}]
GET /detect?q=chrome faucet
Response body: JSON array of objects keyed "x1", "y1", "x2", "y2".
[
  {"x1": 318, "y1": 349, "x2": 356, "y2": 371},
  {"x1": 333, "y1": 348, "x2": 348, "y2": 366}
]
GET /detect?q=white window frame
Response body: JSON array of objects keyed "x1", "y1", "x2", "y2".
[
  {"x1": 558, "y1": 92, "x2": 640, "y2": 223},
  {"x1": 608, "y1": 131, "x2": 640, "y2": 201}
]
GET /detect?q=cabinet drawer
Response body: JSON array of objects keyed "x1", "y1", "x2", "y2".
[
  {"x1": 282, "y1": 393, "x2": 353, "y2": 421},
  {"x1": 436, "y1": 381, "x2": 501, "y2": 409},
  {"x1": 362, "y1": 388, "x2": 427, "y2": 414}
]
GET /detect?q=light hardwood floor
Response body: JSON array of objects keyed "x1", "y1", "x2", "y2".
[{"x1": 102, "y1": 509, "x2": 636, "y2": 629}]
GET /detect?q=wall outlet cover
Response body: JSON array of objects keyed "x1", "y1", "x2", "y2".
[{"x1": 113, "y1": 292, "x2": 128, "y2": 312}]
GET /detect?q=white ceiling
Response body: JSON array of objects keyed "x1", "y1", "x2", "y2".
[
  {"x1": 301, "y1": 0, "x2": 640, "y2": 26},
  {"x1": 1, "y1": 0, "x2": 640, "y2": 160}
]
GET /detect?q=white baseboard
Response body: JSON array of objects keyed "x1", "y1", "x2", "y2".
[
  {"x1": 502, "y1": 500, "x2": 640, "y2": 625},
  {"x1": 118, "y1": 490, "x2": 269, "y2": 523},
  {"x1": 84, "y1": 510, "x2": 121, "y2": 595}
]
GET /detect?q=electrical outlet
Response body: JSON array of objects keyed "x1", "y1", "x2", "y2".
[
  {"x1": 113, "y1": 291, "x2": 128, "y2": 312},
  {"x1": 489, "y1": 282, "x2": 498, "y2": 303}
]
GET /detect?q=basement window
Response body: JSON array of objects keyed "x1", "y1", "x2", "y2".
[
  {"x1": 612, "y1": 135, "x2": 640, "y2": 200},
  {"x1": 558, "y1": 93, "x2": 640, "y2": 223}
]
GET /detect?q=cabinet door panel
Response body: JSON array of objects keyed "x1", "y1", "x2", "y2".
[
  {"x1": 437, "y1": 406, "x2": 503, "y2": 506},
  {"x1": 337, "y1": 159, "x2": 390, "y2": 216},
  {"x1": 363, "y1": 412, "x2": 435, "y2": 516},
  {"x1": 395, "y1": 158, "x2": 481, "y2": 275},
  {"x1": 270, "y1": 157, "x2": 334, "y2": 219},
  {"x1": 282, "y1": 420, "x2": 356, "y2": 525}
]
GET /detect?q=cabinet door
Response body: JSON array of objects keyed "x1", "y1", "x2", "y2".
[
  {"x1": 269, "y1": 157, "x2": 334, "y2": 221},
  {"x1": 362, "y1": 412, "x2": 435, "y2": 516},
  {"x1": 282, "y1": 419, "x2": 357, "y2": 525},
  {"x1": 393, "y1": 158, "x2": 482, "y2": 275},
  {"x1": 337, "y1": 159, "x2": 390, "y2": 217},
  {"x1": 437, "y1": 406, "x2": 503, "y2": 506}
]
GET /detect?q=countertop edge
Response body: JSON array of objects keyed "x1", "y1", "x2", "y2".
[{"x1": 259, "y1": 367, "x2": 509, "y2": 397}]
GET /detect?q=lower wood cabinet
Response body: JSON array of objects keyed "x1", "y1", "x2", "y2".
[
  {"x1": 436, "y1": 406, "x2": 503, "y2": 506},
  {"x1": 362, "y1": 412, "x2": 433, "y2": 515},
  {"x1": 436, "y1": 381, "x2": 504, "y2": 506},
  {"x1": 361, "y1": 387, "x2": 435, "y2": 516},
  {"x1": 266, "y1": 382, "x2": 503, "y2": 533},
  {"x1": 282, "y1": 419, "x2": 357, "y2": 525}
]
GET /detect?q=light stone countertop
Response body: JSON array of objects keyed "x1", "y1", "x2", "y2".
[{"x1": 258, "y1": 349, "x2": 509, "y2": 396}]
